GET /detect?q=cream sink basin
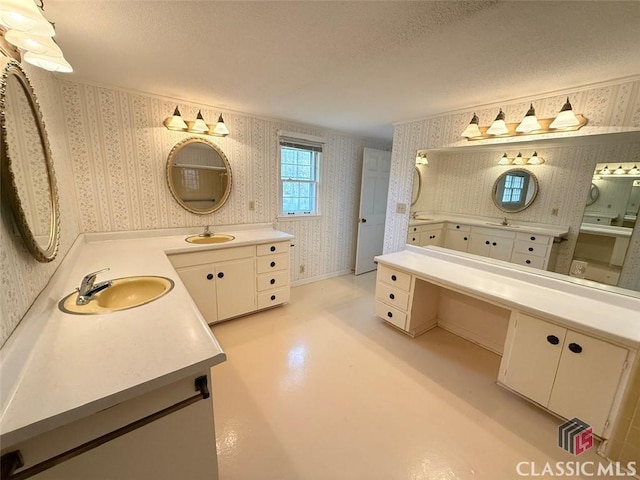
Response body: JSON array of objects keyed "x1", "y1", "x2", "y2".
[
  {"x1": 59, "y1": 276, "x2": 174, "y2": 315},
  {"x1": 185, "y1": 233, "x2": 235, "y2": 244},
  {"x1": 486, "y1": 222, "x2": 520, "y2": 228},
  {"x1": 414, "y1": 216, "x2": 434, "y2": 221}
]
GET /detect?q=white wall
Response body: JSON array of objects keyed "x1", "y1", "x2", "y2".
[{"x1": 385, "y1": 77, "x2": 640, "y2": 291}]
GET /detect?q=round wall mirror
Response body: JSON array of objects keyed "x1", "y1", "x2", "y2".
[
  {"x1": 586, "y1": 183, "x2": 599, "y2": 206},
  {"x1": 411, "y1": 166, "x2": 421, "y2": 205},
  {"x1": 166, "y1": 137, "x2": 232, "y2": 214},
  {"x1": 0, "y1": 58, "x2": 59, "y2": 262},
  {"x1": 492, "y1": 168, "x2": 539, "y2": 213}
]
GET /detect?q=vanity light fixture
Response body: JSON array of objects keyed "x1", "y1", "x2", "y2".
[
  {"x1": 613, "y1": 165, "x2": 627, "y2": 175},
  {"x1": 1, "y1": 0, "x2": 73, "y2": 72},
  {"x1": 460, "y1": 113, "x2": 482, "y2": 139},
  {"x1": 0, "y1": 0, "x2": 54, "y2": 36},
  {"x1": 628, "y1": 165, "x2": 640, "y2": 175},
  {"x1": 548, "y1": 97, "x2": 580, "y2": 129},
  {"x1": 486, "y1": 109, "x2": 509, "y2": 136},
  {"x1": 415, "y1": 152, "x2": 428, "y2": 165},
  {"x1": 498, "y1": 152, "x2": 545, "y2": 166},
  {"x1": 461, "y1": 97, "x2": 587, "y2": 141},
  {"x1": 599, "y1": 165, "x2": 611, "y2": 175},
  {"x1": 515, "y1": 104, "x2": 542, "y2": 133},
  {"x1": 162, "y1": 108, "x2": 231, "y2": 137}
]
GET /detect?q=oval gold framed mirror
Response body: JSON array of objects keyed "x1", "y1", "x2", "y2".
[
  {"x1": 411, "y1": 166, "x2": 421, "y2": 206},
  {"x1": 492, "y1": 168, "x2": 539, "y2": 213},
  {"x1": 586, "y1": 183, "x2": 599, "y2": 206},
  {"x1": 166, "y1": 137, "x2": 232, "y2": 214},
  {"x1": 0, "y1": 57, "x2": 59, "y2": 262}
]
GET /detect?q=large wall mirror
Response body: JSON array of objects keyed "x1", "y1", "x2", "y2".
[
  {"x1": 166, "y1": 137, "x2": 232, "y2": 215},
  {"x1": 0, "y1": 57, "x2": 59, "y2": 262},
  {"x1": 492, "y1": 169, "x2": 538, "y2": 213}
]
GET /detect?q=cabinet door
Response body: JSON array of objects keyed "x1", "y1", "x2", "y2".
[
  {"x1": 421, "y1": 227, "x2": 442, "y2": 247},
  {"x1": 175, "y1": 264, "x2": 218, "y2": 323},
  {"x1": 444, "y1": 230, "x2": 469, "y2": 252},
  {"x1": 548, "y1": 331, "x2": 628, "y2": 436},
  {"x1": 215, "y1": 258, "x2": 256, "y2": 320},
  {"x1": 502, "y1": 314, "x2": 567, "y2": 407},
  {"x1": 468, "y1": 234, "x2": 491, "y2": 257},
  {"x1": 489, "y1": 238, "x2": 514, "y2": 261}
]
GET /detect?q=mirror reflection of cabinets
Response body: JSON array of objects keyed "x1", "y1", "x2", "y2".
[
  {"x1": 166, "y1": 137, "x2": 232, "y2": 214},
  {"x1": 409, "y1": 137, "x2": 640, "y2": 293},
  {"x1": 0, "y1": 57, "x2": 60, "y2": 262}
]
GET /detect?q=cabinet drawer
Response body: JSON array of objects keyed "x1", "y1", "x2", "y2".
[
  {"x1": 168, "y1": 245, "x2": 254, "y2": 268},
  {"x1": 375, "y1": 282, "x2": 410, "y2": 311},
  {"x1": 407, "y1": 233, "x2": 421, "y2": 245},
  {"x1": 375, "y1": 300, "x2": 407, "y2": 330},
  {"x1": 513, "y1": 241, "x2": 548, "y2": 258},
  {"x1": 377, "y1": 264, "x2": 411, "y2": 291},
  {"x1": 256, "y1": 252, "x2": 289, "y2": 273},
  {"x1": 471, "y1": 226, "x2": 516, "y2": 239},
  {"x1": 257, "y1": 287, "x2": 290, "y2": 309},
  {"x1": 256, "y1": 241, "x2": 290, "y2": 256},
  {"x1": 446, "y1": 223, "x2": 471, "y2": 232},
  {"x1": 257, "y1": 270, "x2": 290, "y2": 292},
  {"x1": 515, "y1": 232, "x2": 551, "y2": 245},
  {"x1": 511, "y1": 253, "x2": 546, "y2": 269}
]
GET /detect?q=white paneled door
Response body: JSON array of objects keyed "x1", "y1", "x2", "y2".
[{"x1": 355, "y1": 148, "x2": 391, "y2": 275}]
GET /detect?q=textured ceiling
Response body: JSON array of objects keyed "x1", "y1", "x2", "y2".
[{"x1": 45, "y1": 1, "x2": 640, "y2": 140}]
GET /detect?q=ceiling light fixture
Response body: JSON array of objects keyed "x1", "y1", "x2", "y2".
[
  {"x1": 515, "y1": 104, "x2": 542, "y2": 133},
  {"x1": 163, "y1": 108, "x2": 231, "y2": 137},
  {"x1": 461, "y1": 97, "x2": 587, "y2": 141}
]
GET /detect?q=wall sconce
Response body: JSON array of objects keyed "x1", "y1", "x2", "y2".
[
  {"x1": 0, "y1": 0, "x2": 73, "y2": 72},
  {"x1": 163, "y1": 106, "x2": 230, "y2": 137},
  {"x1": 498, "y1": 152, "x2": 545, "y2": 166},
  {"x1": 594, "y1": 164, "x2": 640, "y2": 177},
  {"x1": 628, "y1": 165, "x2": 640, "y2": 175},
  {"x1": 599, "y1": 165, "x2": 611, "y2": 175},
  {"x1": 415, "y1": 151, "x2": 428, "y2": 165},
  {"x1": 462, "y1": 98, "x2": 587, "y2": 141},
  {"x1": 613, "y1": 165, "x2": 626, "y2": 175}
]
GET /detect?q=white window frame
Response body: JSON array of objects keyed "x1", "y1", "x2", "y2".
[{"x1": 278, "y1": 131, "x2": 324, "y2": 218}]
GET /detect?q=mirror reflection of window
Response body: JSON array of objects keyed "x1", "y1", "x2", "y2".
[{"x1": 501, "y1": 173, "x2": 529, "y2": 208}]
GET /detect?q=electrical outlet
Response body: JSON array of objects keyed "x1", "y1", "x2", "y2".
[
  {"x1": 396, "y1": 203, "x2": 407, "y2": 214},
  {"x1": 551, "y1": 208, "x2": 559, "y2": 216},
  {"x1": 249, "y1": 200, "x2": 255, "y2": 211},
  {"x1": 299, "y1": 265, "x2": 305, "y2": 274}
]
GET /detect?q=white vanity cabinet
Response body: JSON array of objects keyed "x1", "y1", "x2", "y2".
[
  {"x1": 499, "y1": 312, "x2": 630, "y2": 437},
  {"x1": 443, "y1": 223, "x2": 470, "y2": 252},
  {"x1": 170, "y1": 246, "x2": 257, "y2": 323},
  {"x1": 407, "y1": 223, "x2": 444, "y2": 247},
  {"x1": 510, "y1": 232, "x2": 553, "y2": 269},
  {"x1": 467, "y1": 226, "x2": 514, "y2": 262},
  {"x1": 169, "y1": 240, "x2": 291, "y2": 324}
]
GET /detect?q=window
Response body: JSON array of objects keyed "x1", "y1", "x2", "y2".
[
  {"x1": 279, "y1": 135, "x2": 322, "y2": 216},
  {"x1": 501, "y1": 172, "x2": 529, "y2": 208}
]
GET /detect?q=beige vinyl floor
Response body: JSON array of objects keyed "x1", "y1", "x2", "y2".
[{"x1": 210, "y1": 272, "x2": 614, "y2": 480}]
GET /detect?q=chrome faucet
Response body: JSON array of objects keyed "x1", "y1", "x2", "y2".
[
  {"x1": 76, "y1": 268, "x2": 113, "y2": 305},
  {"x1": 201, "y1": 225, "x2": 212, "y2": 237},
  {"x1": 501, "y1": 217, "x2": 509, "y2": 226}
]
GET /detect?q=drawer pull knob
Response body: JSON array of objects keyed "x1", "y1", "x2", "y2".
[
  {"x1": 218, "y1": 272, "x2": 224, "y2": 279},
  {"x1": 530, "y1": 236, "x2": 536, "y2": 241},
  {"x1": 271, "y1": 295, "x2": 276, "y2": 301},
  {"x1": 389, "y1": 293, "x2": 395, "y2": 300},
  {"x1": 270, "y1": 261, "x2": 276, "y2": 267},
  {"x1": 526, "y1": 260, "x2": 531, "y2": 264},
  {"x1": 528, "y1": 247, "x2": 534, "y2": 252},
  {"x1": 546, "y1": 335, "x2": 560, "y2": 345},
  {"x1": 485, "y1": 241, "x2": 490, "y2": 245},
  {"x1": 206, "y1": 273, "x2": 214, "y2": 280},
  {"x1": 270, "y1": 246, "x2": 276, "y2": 252},
  {"x1": 492, "y1": 242, "x2": 497, "y2": 246},
  {"x1": 456, "y1": 225, "x2": 460, "y2": 229},
  {"x1": 568, "y1": 343, "x2": 583, "y2": 354},
  {"x1": 463, "y1": 236, "x2": 468, "y2": 241},
  {"x1": 270, "y1": 278, "x2": 276, "y2": 285},
  {"x1": 391, "y1": 275, "x2": 397, "y2": 281},
  {"x1": 387, "y1": 312, "x2": 393, "y2": 318}
]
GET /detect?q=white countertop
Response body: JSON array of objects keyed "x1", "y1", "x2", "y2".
[
  {"x1": 0, "y1": 224, "x2": 294, "y2": 447},
  {"x1": 408, "y1": 213, "x2": 570, "y2": 237},
  {"x1": 375, "y1": 246, "x2": 640, "y2": 349},
  {"x1": 580, "y1": 223, "x2": 633, "y2": 238}
]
